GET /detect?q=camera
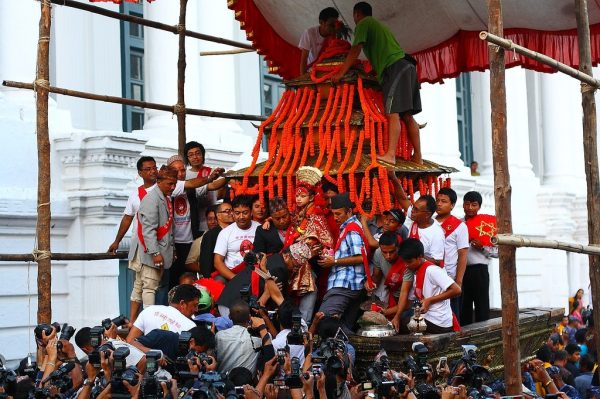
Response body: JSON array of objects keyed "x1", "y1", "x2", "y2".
[
  {"x1": 286, "y1": 312, "x2": 304, "y2": 346},
  {"x1": 366, "y1": 353, "x2": 407, "y2": 397},
  {"x1": 34, "y1": 322, "x2": 61, "y2": 340},
  {"x1": 42, "y1": 362, "x2": 75, "y2": 394},
  {"x1": 403, "y1": 342, "x2": 430, "y2": 381},
  {"x1": 0, "y1": 356, "x2": 17, "y2": 399},
  {"x1": 56, "y1": 323, "x2": 76, "y2": 351},
  {"x1": 277, "y1": 348, "x2": 287, "y2": 365},
  {"x1": 450, "y1": 344, "x2": 492, "y2": 399},
  {"x1": 102, "y1": 315, "x2": 128, "y2": 330},
  {"x1": 89, "y1": 341, "x2": 114, "y2": 368},
  {"x1": 239, "y1": 285, "x2": 262, "y2": 312},
  {"x1": 183, "y1": 371, "x2": 228, "y2": 399},
  {"x1": 140, "y1": 351, "x2": 164, "y2": 399},
  {"x1": 283, "y1": 357, "x2": 303, "y2": 389},
  {"x1": 111, "y1": 347, "x2": 139, "y2": 399}
]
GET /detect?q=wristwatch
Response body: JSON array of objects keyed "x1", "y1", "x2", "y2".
[{"x1": 83, "y1": 379, "x2": 93, "y2": 387}]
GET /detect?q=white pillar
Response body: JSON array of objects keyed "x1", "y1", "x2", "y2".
[
  {"x1": 470, "y1": 71, "x2": 494, "y2": 176},
  {"x1": 143, "y1": 1, "x2": 179, "y2": 137},
  {"x1": 0, "y1": 1, "x2": 40, "y2": 108},
  {"x1": 505, "y1": 68, "x2": 535, "y2": 177},
  {"x1": 419, "y1": 81, "x2": 466, "y2": 169}
]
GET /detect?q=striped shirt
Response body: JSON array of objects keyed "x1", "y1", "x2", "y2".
[{"x1": 328, "y1": 215, "x2": 367, "y2": 290}]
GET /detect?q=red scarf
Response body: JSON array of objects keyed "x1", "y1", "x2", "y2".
[
  {"x1": 137, "y1": 193, "x2": 173, "y2": 254},
  {"x1": 138, "y1": 185, "x2": 148, "y2": 201},
  {"x1": 196, "y1": 166, "x2": 212, "y2": 178},
  {"x1": 281, "y1": 225, "x2": 299, "y2": 251},
  {"x1": 409, "y1": 222, "x2": 420, "y2": 239},
  {"x1": 384, "y1": 256, "x2": 406, "y2": 307},
  {"x1": 334, "y1": 221, "x2": 373, "y2": 287},
  {"x1": 210, "y1": 261, "x2": 247, "y2": 279},
  {"x1": 440, "y1": 215, "x2": 462, "y2": 238},
  {"x1": 414, "y1": 260, "x2": 460, "y2": 332}
]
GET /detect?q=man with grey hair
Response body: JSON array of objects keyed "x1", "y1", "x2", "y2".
[{"x1": 253, "y1": 196, "x2": 293, "y2": 254}]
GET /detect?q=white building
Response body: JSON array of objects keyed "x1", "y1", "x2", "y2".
[{"x1": 0, "y1": 1, "x2": 592, "y2": 365}]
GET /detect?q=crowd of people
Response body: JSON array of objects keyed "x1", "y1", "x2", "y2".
[{"x1": 0, "y1": 2, "x2": 593, "y2": 399}]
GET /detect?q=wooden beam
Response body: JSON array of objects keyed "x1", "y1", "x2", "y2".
[
  {"x1": 492, "y1": 234, "x2": 600, "y2": 255},
  {"x1": 2, "y1": 80, "x2": 267, "y2": 122},
  {"x1": 0, "y1": 252, "x2": 128, "y2": 262},
  {"x1": 48, "y1": 0, "x2": 254, "y2": 50},
  {"x1": 488, "y1": 0, "x2": 522, "y2": 394},
  {"x1": 575, "y1": 0, "x2": 600, "y2": 359},
  {"x1": 177, "y1": 0, "x2": 188, "y2": 154},
  {"x1": 480, "y1": 31, "x2": 600, "y2": 88},
  {"x1": 200, "y1": 49, "x2": 255, "y2": 56},
  {"x1": 35, "y1": 0, "x2": 52, "y2": 325}
]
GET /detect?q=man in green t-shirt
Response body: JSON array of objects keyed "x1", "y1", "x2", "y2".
[{"x1": 333, "y1": 2, "x2": 422, "y2": 165}]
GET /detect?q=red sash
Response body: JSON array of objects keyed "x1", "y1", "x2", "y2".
[
  {"x1": 210, "y1": 261, "x2": 247, "y2": 279},
  {"x1": 414, "y1": 260, "x2": 460, "y2": 332},
  {"x1": 197, "y1": 166, "x2": 212, "y2": 178},
  {"x1": 409, "y1": 222, "x2": 419, "y2": 240},
  {"x1": 334, "y1": 221, "x2": 373, "y2": 287},
  {"x1": 281, "y1": 225, "x2": 298, "y2": 251},
  {"x1": 440, "y1": 215, "x2": 462, "y2": 238},
  {"x1": 137, "y1": 194, "x2": 173, "y2": 254},
  {"x1": 384, "y1": 256, "x2": 406, "y2": 307},
  {"x1": 138, "y1": 185, "x2": 148, "y2": 201},
  {"x1": 250, "y1": 268, "x2": 261, "y2": 297}
]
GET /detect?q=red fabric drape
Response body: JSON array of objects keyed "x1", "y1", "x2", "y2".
[
  {"x1": 90, "y1": 0, "x2": 153, "y2": 3},
  {"x1": 228, "y1": 0, "x2": 301, "y2": 79},
  {"x1": 228, "y1": 0, "x2": 600, "y2": 83}
]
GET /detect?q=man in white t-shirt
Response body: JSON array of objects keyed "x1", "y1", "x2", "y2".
[
  {"x1": 298, "y1": 7, "x2": 339, "y2": 75},
  {"x1": 214, "y1": 194, "x2": 260, "y2": 282},
  {"x1": 166, "y1": 155, "x2": 223, "y2": 289},
  {"x1": 406, "y1": 195, "x2": 445, "y2": 265},
  {"x1": 126, "y1": 284, "x2": 200, "y2": 343},
  {"x1": 400, "y1": 238, "x2": 461, "y2": 334},
  {"x1": 435, "y1": 187, "x2": 469, "y2": 319}
]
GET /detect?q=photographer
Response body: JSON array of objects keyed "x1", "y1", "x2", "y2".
[
  {"x1": 41, "y1": 336, "x2": 84, "y2": 390},
  {"x1": 74, "y1": 326, "x2": 146, "y2": 373},
  {"x1": 216, "y1": 299, "x2": 275, "y2": 375},
  {"x1": 126, "y1": 284, "x2": 200, "y2": 343},
  {"x1": 132, "y1": 326, "x2": 216, "y2": 373},
  {"x1": 272, "y1": 301, "x2": 308, "y2": 367},
  {"x1": 398, "y1": 238, "x2": 461, "y2": 333}
]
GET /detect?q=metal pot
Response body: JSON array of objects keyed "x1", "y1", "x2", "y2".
[{"x1": 357, "y1": 324, "x2": 396, "y2": 337}]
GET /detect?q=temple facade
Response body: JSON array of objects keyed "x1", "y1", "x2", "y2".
[{"x1": 0, "y1": 1, "x2": 591, "y2": 365}]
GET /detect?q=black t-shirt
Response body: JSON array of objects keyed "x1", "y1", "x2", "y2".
[
  {"x1": 136, "y1": 330, "x2": 179, "y2": 361},
  {"x1": 216, "y1": 253, "x2": 289, "y2": 309}
]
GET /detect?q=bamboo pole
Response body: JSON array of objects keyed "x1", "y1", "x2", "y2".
[
  {"x1": 2, "y1": 81, "x2": 267, "y2": 122},
  {"x1": 488, "y1": 0, "x2": 522, "y2": 394},
  {"x1": 492, "y1": 234, "x2": 600, "y2": 255},
  {"x1": 574, "y1": 0, "x2": 600, "y2": 359},
  {"x1": 35, "y1": 0, "x2": 52, "y2": 325},
  {"x1": 200, "y1": 49, "x2": 255, "y2": 56},
  {"x1": 176, "y1": 0, "x2": 188, "y2": 154},
  {"x1": 47, "y1": 0, "x2": 254, "y2": 51},
  {"x1": 0, "y1": 252, "x2": 128, "y2": 262},
  {"x1": 480, "y1": 31, "x2": 600, "y2": 88}
]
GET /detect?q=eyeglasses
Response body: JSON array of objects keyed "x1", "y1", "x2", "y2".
[
  {"x1": 187, "y1": 150, "x2": 203, "y2": 158},
  {"x1": 218, "y1": 209, "x2": 233, "y2": 214},
  {"x1": 140, "y1": 167, "x2": 158, "y2": 172}
]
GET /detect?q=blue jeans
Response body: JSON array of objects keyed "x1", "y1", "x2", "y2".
[{"x1": 155, "y1": 268, "x2": 171, "y2": 306}]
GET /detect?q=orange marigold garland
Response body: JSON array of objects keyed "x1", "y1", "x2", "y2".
[
  {"x1": 315, "y1": 86, "x2": 336, "y2": 168},
  {"x1": 343, "y1": 84, "x2": 355, "y2": 148},
  {"x1": 334, "y1": 83, "x2": 349, "y2": 162},
  {"x1": 336, "y1": 128, "x2": 356, "y2": 192},
  {"x1": 305, "y1": 91, "x2": 322, "y2": 159},
  {"x1": 348, "y1": 129, "x2": 365, "y2": 207}
]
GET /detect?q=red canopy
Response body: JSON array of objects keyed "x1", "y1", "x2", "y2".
[{"x1": 229, "y1": 0, "x2": 600, "y2": 83}]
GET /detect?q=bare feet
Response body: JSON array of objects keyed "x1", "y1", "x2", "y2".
[
  {"x1": 377, "y1": 155, "x2": 396, "y2": 166},
  {"x1": 411, "y1": 153, "x2": 423, "y2": 165}
]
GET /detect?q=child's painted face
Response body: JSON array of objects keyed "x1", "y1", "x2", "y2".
[{"x1": 295, "y1": 190, "x2": 313, "y2": 208}]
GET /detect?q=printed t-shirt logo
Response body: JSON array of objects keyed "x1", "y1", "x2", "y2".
[
  {"x1": 160, "y1": 323, "x2": 169, "y2": 330},
  {"x1": 174, "y1": 196, "x2": 188, "y2": 216},
  {"x1": 239, "y1": 239, "x2": 254, "y2": 257}
]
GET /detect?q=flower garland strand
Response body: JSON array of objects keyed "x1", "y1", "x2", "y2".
[{"x1": 315, "y1": 86, "x2": 336, "y2": 168}]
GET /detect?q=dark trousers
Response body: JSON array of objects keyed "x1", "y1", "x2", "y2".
[
  {"x1": 450, "y1": 295, "x2": 462, "y2": 321},
  {"x1": 460, "y1": 264, "x2": 490, "y2": 325},
  {"x1": 170, "y1": 242, "x2": 192, "y2": 289}
]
